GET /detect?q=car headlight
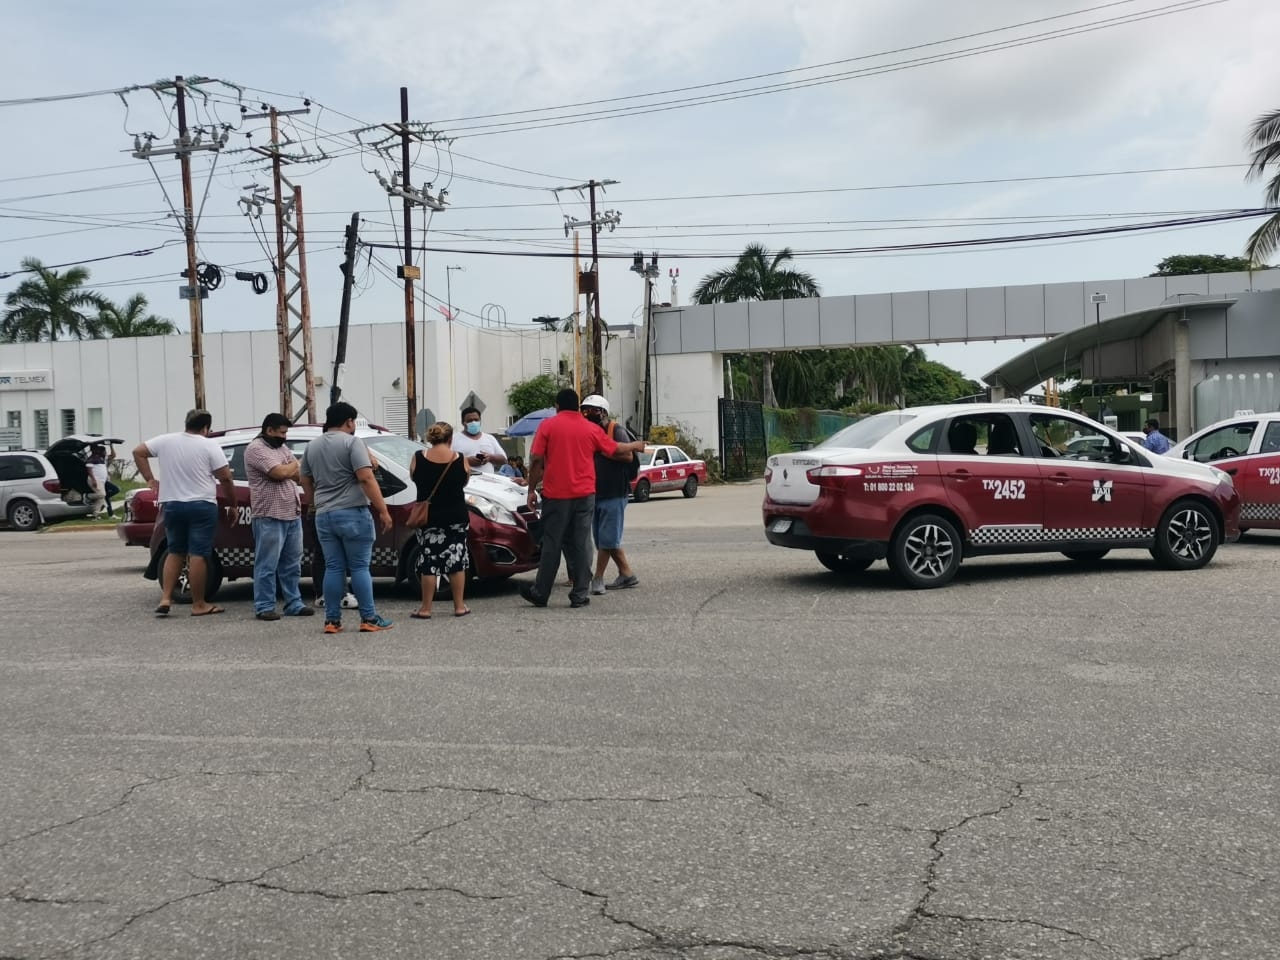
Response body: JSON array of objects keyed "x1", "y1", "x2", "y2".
[{"x1": 466, "y1": 493, "x2": 520, "y2": 526}]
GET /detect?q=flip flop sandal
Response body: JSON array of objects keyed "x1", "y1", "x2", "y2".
[
  {"x1": 154, "y1": 604, "x2": 171, "y2": 617},
  {"x1": 190, "y1": 606, "x2": 226, "y2": 617},
  {"x1": 410, "y1": 612, "x2": 432, "y2": 620},
  {"x1": 454, "y1": 607, "x2": 472, "y2": 618}
]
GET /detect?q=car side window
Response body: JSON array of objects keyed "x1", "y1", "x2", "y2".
[
  {"x1": 225, "y1": 444, "x2": 249, "y2": 481},
  {"x1": 1188, "y1": 423, "x2": 1255, "y2": 462},
  {"x1": 1028, "y1": 414, "x2": 1084, "y2": 459},
  {"x1": 654, "y1": 450, "x2": 669, "y2": 465},
  {"x1": 1261, "y1": 422, "x2": 1280, "y2": 454},
  {"x1": 669, "y1": 449, "x2": 689, "y2": 463},
  {"x1": 0, "y1": 455, "x2": 44, "y2": 480},
  {"x1": 0, "y1": 457, "x2": 19, "y2": 482},
  {"x1": 909, "y1": 424, "x2": 939, "y2": 453},
  {"x1": 985, "y1": 414, "x2": 1022, "y2": 457}
]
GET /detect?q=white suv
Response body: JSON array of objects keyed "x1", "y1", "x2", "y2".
[{"x1": 0, "y1": 451, "x2": 91, "y2": 531}]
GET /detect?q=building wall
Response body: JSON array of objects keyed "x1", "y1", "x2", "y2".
[
  {"x1": 652, "y1": 353, "x2": 722, "y2": 453},
  {"x1": 0, "y1": 320, "x2": 646, "y2": 450}
]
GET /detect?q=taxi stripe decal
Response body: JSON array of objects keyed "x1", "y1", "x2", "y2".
[
  {"x1": 970, "y1": 525, "x2": 1154, "y2": 546},
  {"x1": 1240, "y1": 503, "x2": 1280, "y2": 521},
  {"x1": 216, "y1": 546, "x2": 401, "y2": 569}
]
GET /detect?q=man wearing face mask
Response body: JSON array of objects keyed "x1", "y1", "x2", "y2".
[
  {"x1": 245, "y1": 413, "x2": 313, "y2": 621},
  {"x1": 452, "y1": 405, "x2": 508, "y2": 475}
]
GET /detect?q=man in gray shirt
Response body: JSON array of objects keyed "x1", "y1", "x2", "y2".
[{"x1": 300, "y1": 403, "x2": 393, "y2": 634}]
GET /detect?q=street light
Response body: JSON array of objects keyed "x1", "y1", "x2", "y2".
[{"x1": 1091, "y1": 292, "x2": 1108, "y2": 388}]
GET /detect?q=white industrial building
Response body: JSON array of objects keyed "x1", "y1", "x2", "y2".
[{"x1": 0, "y1": 318, "x2": 646, "y2": 452}]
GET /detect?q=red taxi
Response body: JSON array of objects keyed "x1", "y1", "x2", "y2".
[
  {"x1": 118, "y1": 487, "x2": 159, "y2": 547},
  {"x1": 631, "y1": 445, "x2": 708, "y2": 502},
  {"x1": 1167, "y1": 411, "x2": 1280, "y2": 532},
  {"x1": 763, "y1": 402, "x2": 1239, "y2": 588},
  {"x1": 143, "y1": 424, "x2": 540, "y2": 601}
]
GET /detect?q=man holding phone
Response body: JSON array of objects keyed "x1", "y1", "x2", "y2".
[{"x1": 452, "y1": 405, "x2": 508, "y2": 475}]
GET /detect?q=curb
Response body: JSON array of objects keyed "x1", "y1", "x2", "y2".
[{"x1": 39, "y1": 523, "x2": 123, "y2": 535}]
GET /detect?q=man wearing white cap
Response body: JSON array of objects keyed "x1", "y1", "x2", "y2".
[{"x1": 580, "y1": 394, "x2": 640, "y2": 595}]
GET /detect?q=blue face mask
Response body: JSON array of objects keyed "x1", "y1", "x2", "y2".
[{"x1": 465, "y1": 421, "x2": 481, "y2": 436}]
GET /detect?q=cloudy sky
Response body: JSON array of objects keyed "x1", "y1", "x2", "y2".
[{"x1": 2, "y1": 0, "x2": 1277, "y2": 382}]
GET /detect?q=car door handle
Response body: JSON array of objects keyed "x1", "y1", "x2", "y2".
[
  {"x1": 1224, "y1": 467, "x2": 1239, "y2": 476},
  {"x1": 946, "y1": 469, "x2": 972, "y2": 480},
  {"x1": 1047, "y1": 472, "x2": 1072, "y2": 484}
]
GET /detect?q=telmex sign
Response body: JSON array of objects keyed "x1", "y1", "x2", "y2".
[{"x1": 0, "y1": 369, "x2": 54, "y2": 391}]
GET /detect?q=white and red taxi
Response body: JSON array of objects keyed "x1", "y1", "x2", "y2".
[
  {"x1": 763, "y1": 402, "x2": 1240, "y2": 588},
  {"x1": 1167, "y1": 411, "x2": 1280, "y2": 532},
  {"x1": 631, "y1": 445, "x2": 708, "y2": 502}
]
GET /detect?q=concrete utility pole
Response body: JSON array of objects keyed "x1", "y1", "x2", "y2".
[
  {"x1": 245, "y1": 103, "x2": 317, "y2": 422},
  {"x1": 555, "y1": 180, "x2": 620, "y2": 395},
  {"x1": 631, "y1": 252, "x2": 660, "y2": 438},
  {"x1": 131, "y1": 76, "x2": 229, "y2": 411},
  {"x1": 332, "y1": 214, "x2": 360, "y2": 407}
]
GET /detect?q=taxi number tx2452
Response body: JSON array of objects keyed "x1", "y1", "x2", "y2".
[{"x1": 763, "y1": 403, "x2": 1239, "y2": 589}]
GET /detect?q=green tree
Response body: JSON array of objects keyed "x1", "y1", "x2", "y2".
[
  {"x1": 506, "y1": 372, "x2": 565, "y2": 418},
  {"x1": 1149, "y1": 254, "x2": 1257, "y2": 276},
  {"x1": 1246, "y1": 108, "x2": 1280, "y2": 266},
  {"x1": 1, "y1": 257, "x2": 108, "y2": 342},
  {"x1": 901, "y1": 350, "x2": 981, "y2": 405},
  {"x1": 95, "y1": 293, "x2": 179, "y2": 338},
  {"x1": 692, "y1": 243, "x2": 821, "y2": 407}
]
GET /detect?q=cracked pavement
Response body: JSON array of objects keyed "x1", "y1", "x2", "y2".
[{"x1": 0, "y1": 485, "x2": 1276, "y2": 959}]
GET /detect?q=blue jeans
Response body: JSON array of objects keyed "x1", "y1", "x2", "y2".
[
  {"x1": 164, "y1": 500, "x2": 218, "y2": 557},
  {"x1": 252, "y1": 516, "x2": 304, "y2": 615},
  {"x1": 314, "y1": 508, "x2": 376, "y2": 621}
]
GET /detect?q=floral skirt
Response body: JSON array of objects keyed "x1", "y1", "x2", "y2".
[{"x1": 414, "y1": 521, "x2": 471, "y2": 577}]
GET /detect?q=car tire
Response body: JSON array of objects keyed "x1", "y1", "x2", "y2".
[
  {"x1": 816, "y1": 552, "x2": 874, "y2": 574},
  {"x1": 682, "y1": 476, "x2": 699, "y2": 498},
  {"x1": 6, "y1": 498, "x2": 41, "y2": 532},
  {"x1": 889, "y1": 513, "x2": 962, "y2": 589},
  {"x1": 633, "y1": 479, "x2": 651, "y2": 503},
  {"x1": 1152, "y1": 499, "x2": 1219, "y2": 571},
  {"x1": 159, "y1": 549, "x2": 224, "y2": 604},
  {"x1": 1062, "y1": 549, "x2": 1110, "y2": 563}
]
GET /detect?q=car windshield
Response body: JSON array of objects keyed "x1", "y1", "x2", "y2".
[
  {"x1": 638, "y1": 450, "x2": 655, "y2": 466},
  {"x1": 817, "y1": 413, "x2": 916, "y2": 450},
  {"x1": 365, "y1": 434, "x2": 427, "y2": 471}
]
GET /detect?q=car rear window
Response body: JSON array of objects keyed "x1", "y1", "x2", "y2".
[
  {"x1": 817, "y1": 413, "x2": 916, "y2": 450},
  {"x1": 364, "y1": 434, "x2": 427, "y2": 472}
]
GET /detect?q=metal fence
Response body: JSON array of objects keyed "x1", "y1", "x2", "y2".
[{"x1": 718, "y1": 399, "x2": 768, "y2": 480}]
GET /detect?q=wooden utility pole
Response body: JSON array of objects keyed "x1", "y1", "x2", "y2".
[
  {"x1": 332, "y1": 214, "x2": 360, "y2": 407},
  {"x1": 400, "y1": 87, "x2": 418, "y2": 441},
  {"x1": 174, "y1": 77, "x2": 205, "y2": 410}
]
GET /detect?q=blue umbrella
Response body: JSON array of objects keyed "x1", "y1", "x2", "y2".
[{"x1": 505, "y1": 406, "x2": 556, "y2": 437}]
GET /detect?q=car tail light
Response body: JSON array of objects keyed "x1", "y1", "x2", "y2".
[
  {"x1": 763, "y1": 467, "x2": 772, "y2": 482},
  {"x1": 42, "y1": 479, "x2": 61, "y2": 493},
  {"x1": 807, "y1": 465, "x2": 864, "y2": 485}
]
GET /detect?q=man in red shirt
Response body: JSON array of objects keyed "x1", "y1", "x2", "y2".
[{"x1": 522, "y1": 388, "x2": 646, "y2": 608}]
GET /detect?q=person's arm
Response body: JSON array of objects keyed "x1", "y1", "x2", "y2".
[
  {"x1": 525, "y1": 454, "x2": 545, "y2": 507},
  {"x1": 355, "y1": 466, "x2": 392, "y2": 532},
  {"x1": 214, "y1": 465, "x2": 238, "y2": 525},
  {"x1": 482, "y1": 436, "x2": 507, "y2": 468},
  {"x1": 607, "y1": 426, "x2": 637, "y2": 462},
  {"x1": 300, "y1": 475, "x2": 315, "y2": 511},
  {"x1": 132, "y1": 442, "x2": 159, "y2": 494},
  {"x1": 267, "y1": 459, "x2": 299, "y2": 481}
]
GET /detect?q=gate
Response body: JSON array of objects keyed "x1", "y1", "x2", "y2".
[{"x1": 718, "y1": 398, "x2": 767, "y2": 481}]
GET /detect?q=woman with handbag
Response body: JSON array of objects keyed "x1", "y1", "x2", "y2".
[{"x1": 408, "y1": 422, "x2": 472, "y2": 619}]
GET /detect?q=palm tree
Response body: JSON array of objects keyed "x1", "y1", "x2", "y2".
[
  {"x1": 692, "y1": 243, "x2": 821, "y2": 407},
  {"x1": 0, "y1": 257, "x2": 109, "y2": 342},
  {"x1": 95, "y1": 293, "x2": 180, "y2": 338},
  {"x1": 1245, "y1": 108, "x2": 1280, "y2": 266}
]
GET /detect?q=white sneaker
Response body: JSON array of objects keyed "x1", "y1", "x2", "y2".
[{"x1": 590, "y1": 577, "x2": 606, "y2": 595}]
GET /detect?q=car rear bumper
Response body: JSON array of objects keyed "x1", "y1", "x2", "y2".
[
  {"x1": 117, "y1": 521, "x2": 153, "y2": 546},
  {"x1": 40, "y1": 500, "x2": 93, "y2": 522},
  {"x1": 763, "y1": 515, "x2": 887, "y2": 559}
]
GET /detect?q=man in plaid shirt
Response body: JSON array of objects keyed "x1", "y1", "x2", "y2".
[{"x1": 246, "y1": 413, "x2": 314, "y2": 621}]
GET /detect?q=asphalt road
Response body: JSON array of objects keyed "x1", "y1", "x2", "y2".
[{"x1": 1, "y1": 482, "x2": 1276, "y2": 960}]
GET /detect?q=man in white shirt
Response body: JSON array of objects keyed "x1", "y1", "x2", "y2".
[
  {"x1": 451, "y1": 406, "x2": 508, "y2": 475},
  {"x1": 132, "y1": 409, "x2": 237, "y2": 618}
]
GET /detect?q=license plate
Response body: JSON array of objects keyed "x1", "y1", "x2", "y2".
[{"x1": 769, "y1": 518, "x2": 793, "y2": 533}]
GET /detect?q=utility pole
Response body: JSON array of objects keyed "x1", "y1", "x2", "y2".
[
  {"x1": 367, "y1": 91, "x2": 448, "y2": 437},
  {"x1": 399, "y1": 88, "x2": 418, "y2": 440},
  {"x1": 332, "y1": 214, "x2": 360, "y2": 407},
  {"x1": 445, "y1": 264, "x2": 463, "y2": 415},
  {"x1": 631, "y1": 252, "x2": 660, "y2": 438},
  {"x1": 555, "y1": 180, "x2": 619, "y2": 395},
  {"x1": 244, "y1": 102, "x2": 317, "y2": 422},
  {"x1": 132, "y1": 77, "x2": 228, "y2": 410}
]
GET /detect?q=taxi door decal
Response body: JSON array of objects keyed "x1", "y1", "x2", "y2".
[{"x1": 1091, "y1": 479, "x2": 1113, "y2": 502}]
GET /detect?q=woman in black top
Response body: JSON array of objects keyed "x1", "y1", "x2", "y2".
[{"x1": 409, "y1": 422, "x2": 471, "y2": 618}]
